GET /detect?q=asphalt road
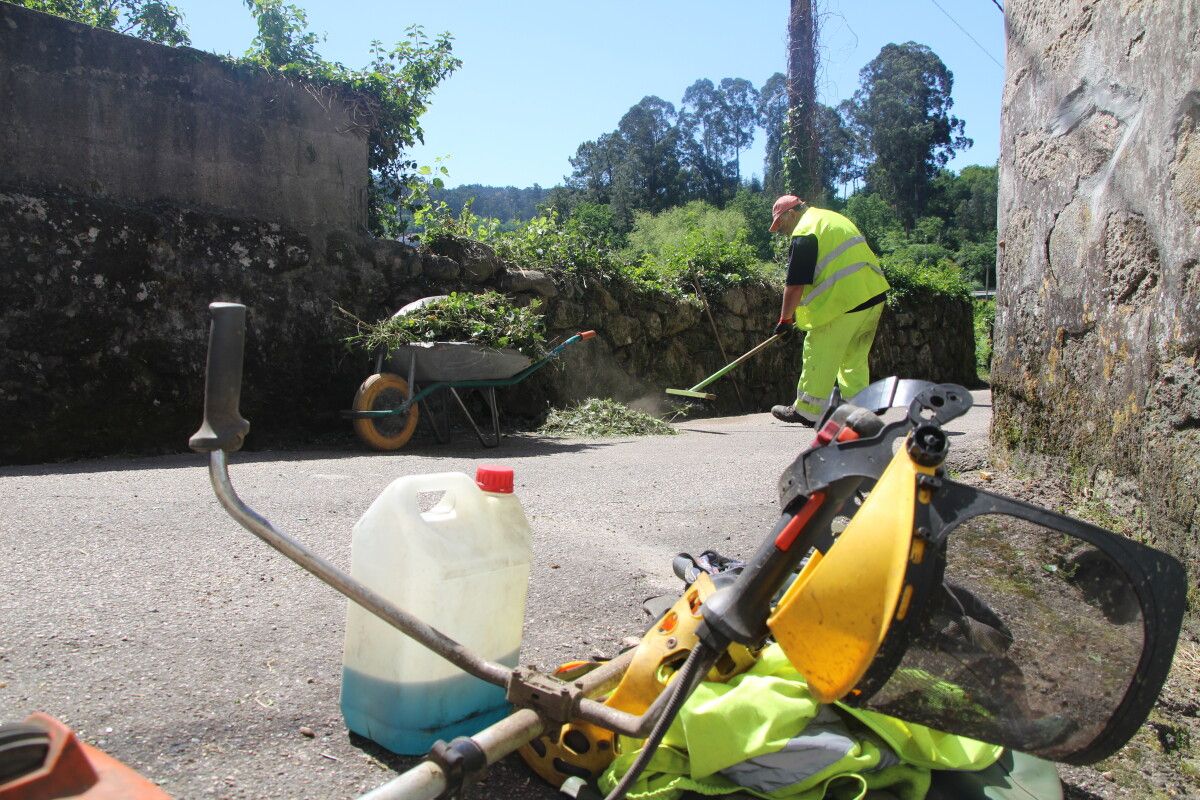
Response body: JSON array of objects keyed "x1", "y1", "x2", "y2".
[{"x1": 0, "y1": 390, "x2": 991, "y2": 799}]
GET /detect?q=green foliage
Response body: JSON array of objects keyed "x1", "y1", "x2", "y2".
[
  {"x1": 340, "y1": 291, "x2": 545, "y2": 357},
  {"x1": 881, "y1": 252, "x2": 972, "y2": 304},
  {"x1": 624, "y1": 201, "x2": 770, "y2": 292},
  {"x1": 240, "y1": 0, "x2": 460, "y2": 236},
  {"x1": 242, "y1": 0, "x2": 319, "y2": 66},
  {"x1": 727, "y1": 187, "x2": 775, "y2": 261},
  {"x1": 10, "y1": 0, "x2": 189, "y2": 44},
  {"x1": 415, "y1": 201, "x2": 501, "y2": 248},
  {"x1": 974, "y1": 299, "x2": 996, "y2": 380},
  {"x1": 491, "y1": 208, "x2": 625, "y2": 277},
  {"x1": 843, "y1": 192, "x2": 903, "y2": 253},
  {"x1": 568, "y1": 202, "x2": 623, "y2": 248},
  {"x1": 539, "y1": 398, "x2": 676, "y2": 438},
  {"x1": 956, "y1": 232, "x2": 998, "y2": 289}
]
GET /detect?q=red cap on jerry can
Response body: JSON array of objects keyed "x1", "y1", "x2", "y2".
[{"x1": 476, "y1": 465, "x2": 514, "y2": 494}]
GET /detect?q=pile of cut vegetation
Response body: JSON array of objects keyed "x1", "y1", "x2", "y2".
[
  {"x1": 340, "y1": 291, "x2": 546, "y2": 357},
  {"x1": 539, "y1": 398, "x2": 677, "y2": 438}
]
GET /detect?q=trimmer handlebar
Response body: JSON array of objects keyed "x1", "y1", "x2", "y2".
[{"x1": 189, "y1": 302, "x2": 251, "y2": 454}]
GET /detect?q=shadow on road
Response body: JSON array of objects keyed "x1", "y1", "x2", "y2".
[{"x1": 0, "y1": 434, "x2": 614, "y2": 478}]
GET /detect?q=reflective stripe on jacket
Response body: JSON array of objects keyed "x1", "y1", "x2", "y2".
[{"x1": 789, "y1": 208, "x2": 889, "y2": 331}]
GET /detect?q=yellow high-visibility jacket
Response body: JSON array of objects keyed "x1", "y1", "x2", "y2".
[{"x1": 789, "y1": 208, "x2": 889, "y2": 331}]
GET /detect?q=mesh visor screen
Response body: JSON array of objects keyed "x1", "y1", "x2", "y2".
[{"x1": 851, "y1": 513, "x2": 1145, "y2": 761}]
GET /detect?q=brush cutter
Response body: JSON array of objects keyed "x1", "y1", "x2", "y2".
[
  {"x1": 665, "y1": 333, "x2": 784, "y2": 401},
  {"x1": 173, "y1": 302, "x2": 1186, "y2": 800}
]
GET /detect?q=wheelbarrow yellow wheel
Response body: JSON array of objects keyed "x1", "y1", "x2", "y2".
[{"x1": 352, "y1": 373, "x2": 419, "y2": 451}]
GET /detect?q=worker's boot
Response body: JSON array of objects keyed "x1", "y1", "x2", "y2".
[{"x1": 771, "y1": 405, "x2": 816, "y2": 426}]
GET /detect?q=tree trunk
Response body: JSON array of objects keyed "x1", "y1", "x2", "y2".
[{"x1": 785, "y1": 0, "x2": 821, "y2": 202}]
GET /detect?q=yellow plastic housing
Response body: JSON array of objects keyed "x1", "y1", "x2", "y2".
[{"x1": 768, "y1": 445, "x2": 935, "y2": 702}]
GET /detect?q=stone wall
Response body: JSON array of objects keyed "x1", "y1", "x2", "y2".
[
  {"x1": 0, "y1": 3, "x2": 368, "y2": 232},
  {"x1": 995, "y1": 1, "x2": 1200, "y2": 569},
  {"x1": 0, "y1": 185, "x2": 976, "y2": 464}
]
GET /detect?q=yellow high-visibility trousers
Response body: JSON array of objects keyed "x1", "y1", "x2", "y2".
[{"x1": 794, "y1": 302, "x2": 884, "y2": 421}]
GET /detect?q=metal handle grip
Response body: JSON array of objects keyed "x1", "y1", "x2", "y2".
[{"x1": 189, "y1": 302, "x2": 251, "y2": 453}]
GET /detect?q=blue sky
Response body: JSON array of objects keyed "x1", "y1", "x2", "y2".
[{"x1": 175, "y1": 1, "x2": 1006, "y2": 189}]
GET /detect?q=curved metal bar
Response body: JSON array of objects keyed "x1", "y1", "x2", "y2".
[{"x1": 207, "y1": 450, "x2": 511, "y2": 687}]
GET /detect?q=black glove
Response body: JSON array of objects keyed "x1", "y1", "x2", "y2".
[{"x1": 774, "y1": 317, "x2": 795, "y2": 336}]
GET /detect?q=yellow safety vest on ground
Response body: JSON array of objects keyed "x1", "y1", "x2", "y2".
[
  {"x1": 789, "y1": 208, "x2": 889, "y2": 331},
  {"x1": 600, "y1": 645, "x2": 1002, "y2": 800}
]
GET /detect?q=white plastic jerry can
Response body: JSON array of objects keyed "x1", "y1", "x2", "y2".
[{"x1": 340, "y1": 465, "x2": 532, "y2": 755}]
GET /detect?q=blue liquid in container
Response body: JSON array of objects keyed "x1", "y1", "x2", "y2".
[{"x1": 341, "y1": 648, "x2": 520, "y2": 755}]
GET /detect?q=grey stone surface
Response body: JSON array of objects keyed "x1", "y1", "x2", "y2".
[
  {"x1": 995, "y1": 0, "x2": 1200, "y2": 569},
  {"x1": 502, "y1": 268, "x2": 558, "y2": 297}
]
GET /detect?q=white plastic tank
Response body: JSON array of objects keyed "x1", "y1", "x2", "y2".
[{"x1": 341, "y1": 465, "x2": 532, "y2": 755}]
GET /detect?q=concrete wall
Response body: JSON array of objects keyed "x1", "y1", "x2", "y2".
[
  {"x1": 995, "y1": 1, "x2": 1200, "y2": 568},
  {"x1": 0, "y1": 3, "x2": 368, "y2": 232}
]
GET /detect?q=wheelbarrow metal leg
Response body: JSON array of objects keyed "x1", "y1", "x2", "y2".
[
  {"x1": 420, "y1": 387, "x2": 452, "y2": 444},
  {"x1": 449, "y1": 388, "x2": 501, "y2": 448}
]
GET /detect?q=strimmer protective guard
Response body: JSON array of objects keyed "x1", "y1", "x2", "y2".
[{"x1": 767, "y1": 381, "x2": 1186, "y2": 766}]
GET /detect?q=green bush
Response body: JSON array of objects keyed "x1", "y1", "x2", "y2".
[
  {"x1": 974, "y1": 299, "x2": 996, "y2": 380},
  {"x1": 844, "y1": 193, "x2": 903, "y2": 253},
  {"x1": 623, "y1": 201, "x2": 774, "y2": 292},
  {"x1": 339, "y1": 291, "x2": 546, "y2": 357},
  {"x1": 881, "y1": 256, "x2": 973, "y2": 303},
  {"x1": 491, "y1": 208, "x2": 625, "y2": 277}
]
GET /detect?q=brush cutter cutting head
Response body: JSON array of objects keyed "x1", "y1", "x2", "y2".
[{"x1": 665, "y1": 388, "x2": 717, "y2": 400}]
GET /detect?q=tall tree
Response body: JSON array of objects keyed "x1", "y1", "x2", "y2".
[
  {"x1": 758, "y1": 72, "x2": 788, "y2": 196},
  {"x1": 679, "y1": 78, "x2": 736, "y2": 205},
  {"x1": 785, "y1": 0, "x2": 821, "y2": 202},
  {"x1": 567, "y1": 96, "x2": 685, "y2": 230},
  {"x1": 844, "y1": 42, "x2": 972, "y2": 229},
  {"x1": 616, "y1": 95, "x2": 685, "y2": 212},
  {"x1": 567, "y1": 132, "x2": 625, "y2": 203},
  {"x1": 718, "y1": 78, "x2": 760, "y2": 182},
  {"x1": 814, "y1": 104, "x2": 857, "y2": 198},
  {"x1": 762, "y1": 73, "x2": 853, "y2": 201}
]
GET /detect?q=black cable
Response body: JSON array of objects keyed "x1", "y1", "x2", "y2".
[
  {"x1": 601, "y1": 643, "x2": 715, "y2": 800},
  {"x1": 990, "y1": 0, "x2": 1004, "y2": 12},
  {"x1": 929, "y1": 0, "x2": 1005, "y2": 70}
]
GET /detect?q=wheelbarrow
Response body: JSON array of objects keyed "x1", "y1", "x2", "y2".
[{"x1": 342, "y1": 332, "x2": 596, "y2": 451}]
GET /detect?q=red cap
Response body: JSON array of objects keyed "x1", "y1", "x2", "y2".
[
  {"x1": 475, "y1": 465, "x2": 514, "y2": 494},
  {"x1": 769, "y1": 194, "x2": 805, "y2": 232}
]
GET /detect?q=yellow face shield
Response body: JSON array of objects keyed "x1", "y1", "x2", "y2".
[{"x1": 768, "y1": 442, "x2": 936, "y2": 703}]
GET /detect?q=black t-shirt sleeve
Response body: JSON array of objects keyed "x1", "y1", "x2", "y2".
[{"x1": 785, "y1": 234, "x2": 818, "y2": 286}]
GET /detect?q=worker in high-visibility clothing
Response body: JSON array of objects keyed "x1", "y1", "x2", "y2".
[{"x1": 768, "y1": 195, "x2": 890, "y2": 425}]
